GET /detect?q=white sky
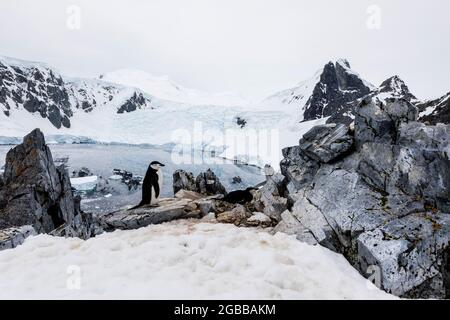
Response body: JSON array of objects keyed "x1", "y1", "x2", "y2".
[{"x1": 0, "y1": 0, "x2": 449, "y2": 102}]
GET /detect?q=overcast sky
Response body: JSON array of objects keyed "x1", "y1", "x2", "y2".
[{"x1": 1, "y1": 0, "x2": 449, "y2": 101}]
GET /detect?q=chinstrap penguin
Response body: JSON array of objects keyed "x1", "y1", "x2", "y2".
[{"x1": 130, "y1": 161, "x2": 165, "y2": 209}]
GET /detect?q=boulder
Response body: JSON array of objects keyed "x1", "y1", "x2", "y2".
[
  {"x1": 173, "y1": 169, "x2": 197, "y2": 194},
  {"x1": 195, "y1": 169, "x2": 227, "y2": 196},
  {"x1": 245, "y1": 212, "x2": 273, "y2": 228},
  {"x1": 299, "y1": 123, "x2": 353, "y2": 163},
  {"x1": 0, "y1": 225, "x2": 36, "y2": 251},
  {"x1": 101, "y1": 197, "x2": 204, "y2": 231},
  {"x1": 0, "y1": 129, "x2": 94, "y2": 239},
  {"x1": 216, "y1": 204, "x2": 252, "y2": 226}
]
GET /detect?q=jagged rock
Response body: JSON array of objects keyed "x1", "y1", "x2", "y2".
[
  {"x1": 195, "y1": 169, "x2": 227, "y2": 196},
  {"x1": 357, "y1": 212, "x2": 450, "y2": 298},
  {"x1": 271, "y1": 211, "x2": 318, "y2": 245},
  {"x1": 276, "y1": 98, "x2": 450, "y2": 298},
  {"x1": 101, "y1": 198, "x2": 203, "y2": 231},
  {"x1": 0, "y1": 225, "x2": 36, "y2": 251},
  {"x1": 280, "y1": 146, "x2": 319, "y2": 192},
  {"x1": 173, "y1": 169, "x2": 197, "y2": 194},
  {"x1": 0, "y1": 129, "x2": 95, "y2": 239},
  {"x1": 354, "y1": 98, "x2": 417, "y2": 147},
  {"x1": 299, "y1": 123, "x2": 353, "y2": 163},
  {"x1": 253, "y1": 173, "x2": 287, "y2": 221}
]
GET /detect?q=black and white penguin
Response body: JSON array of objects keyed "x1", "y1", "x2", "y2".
[
  {"x1": 221, "y1": 187, "x2": 258, "y2": 204},
  {"x1": 130, "y1": 161, "x2": 165, "y2": 209}
]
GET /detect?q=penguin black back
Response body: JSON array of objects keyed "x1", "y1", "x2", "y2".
[
  {"x1": 129, "y1": 161, "x2": 165, "y2": 210},
  {"x1": 222, "y1": 187, "x2": 257, "y2": 204}
]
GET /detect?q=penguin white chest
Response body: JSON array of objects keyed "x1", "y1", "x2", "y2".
[{"x1": 151, "y1": 169, "x2": 163, "y2": 205}]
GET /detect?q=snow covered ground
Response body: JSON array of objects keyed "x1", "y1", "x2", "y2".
[{"x1": 0, "y1": 218, "x2": 394, "y2": 300}]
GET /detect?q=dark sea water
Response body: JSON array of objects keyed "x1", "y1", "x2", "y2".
[{"x1": 0, "y1": 144, "x2": 265, "y2": 214}]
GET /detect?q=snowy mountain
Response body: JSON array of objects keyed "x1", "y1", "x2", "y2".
[
  {"x1": 0, "y1": 56, "x2": 155, "y2": 129},
  {"x1": 417, "y1": 92, "x2": 450, "y2": 124},
  {"x1": 261, "y1": 59, "x2": 374, "y2": 123},
  {"x1": 100, "y1": 69, "x2": 249, "y2": 107},
  {"x1": 261, "y1": 60, "x2": 437, "y2": 125}
]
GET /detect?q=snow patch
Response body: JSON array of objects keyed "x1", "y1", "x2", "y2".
[{"x1": 0, "y1": 220, "x2": 394, "y2": 299}]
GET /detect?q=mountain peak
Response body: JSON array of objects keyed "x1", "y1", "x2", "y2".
[{"x1": 378, "y1": 75, "x2": 417, "y2": 101}]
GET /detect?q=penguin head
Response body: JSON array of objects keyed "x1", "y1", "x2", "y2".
[{"x1": 150, "y1": 161, "x2": 165, "y2": 170}]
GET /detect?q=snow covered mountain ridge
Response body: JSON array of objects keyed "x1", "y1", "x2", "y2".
[
  {"x1": 100, "y1": 69, "x2": 249, "y2": 107},
  {"x1": 0, "y1": 55, "x2": 155, "y2": 129},
  {"x1": 1, "y1": 55, "x2": 449, "y2": 144}
]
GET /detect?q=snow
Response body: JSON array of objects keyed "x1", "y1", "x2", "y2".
[
  {"x1": 101, "y1": 69, "x2": 249, "y2": 107},
  {"x1": 0, "y1": 219, "x2": 395, "y2": 300},
  {"x1": 70, "y1": 175, "x2": 98, "y2": 192}
]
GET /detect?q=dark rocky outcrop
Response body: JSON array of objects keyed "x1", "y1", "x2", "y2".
[
  {"x1": 275, "y1": 98, "x2": 450, "y2": 299},
  {"x1": 304, "y1": 60, "x2": 372, "y2": 122},
  {"x1": 417, "y1": 92, "x2": 450, "y2": 125},
  {"x1": 299, "y1": 123, "x2": 353, "y2": 163},
  {"x1": 173, "y1": 169, "x2": 197, "y2": 195},
  {"x1": 195, "y1": 169, "x2": 227, "y2": 196},
  {"x1": 0, "y1": 56, "x2": 154, "y2": 129},
  {"x1": 0, "y1": 129, "x2": 96, "y2": 239}
]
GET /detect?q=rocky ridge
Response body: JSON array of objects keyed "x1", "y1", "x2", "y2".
[{"x1": 274, "y1": 97, "x2": 450, "y2": 298}]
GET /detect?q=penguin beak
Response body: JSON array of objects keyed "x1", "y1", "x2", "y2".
[{"x1": 160, "y1": 163, "x2": 165, "y2": 167}]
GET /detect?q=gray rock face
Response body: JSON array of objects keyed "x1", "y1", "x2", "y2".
[
  {"x1": 0, "y1": 225, "x2": 36, "y2": 251},
  {"x1": 0, "y1": 129, "x2": 94, "y2": 239},
  {"x1": 276, "y1": 97, "x2": 450, "y2": 298},
  {"x1": 299, "y1": 123, "x2": 353, "y2": 163},
  {"x1": 280, "y1": 146, "x2": 319, "y2": 192},
  {"x1": 195, "y1": 169, "x2": 227, "y2": 196},
  {"x1": 354, "y1": 98, "x2": 417, "y2": 147},
  {"x1": 253, "y1": 173, "x2": 287, "y2": 221},
  {"x1": 173, "y1": 169, "x2": 197, "y2": 195},
  {"x1": 101, "y1": 197, "x2": 205, "y2": 231}
]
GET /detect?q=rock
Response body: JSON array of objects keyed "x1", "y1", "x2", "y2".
[
  {"x1": 195, "y1": 169, "x2": 227, "y2": 196},
  {"x1": 356, "y1": 212, "x2": 450, "y2": 298},
  {"x1": 245, "y1": 212, "x2": 272, "y2": 228},
  {"x1": 0, "y1": 225, "x2": 36, "y2": 251},
  {"x1": 174, "y1": 189, "x2": 204, "y2": 200},
  {"x1": 216, "y1": 204, "x2": 252, "y2": 226},
  {"x1": 354, "y1": 98, "x2": 417, "y2": 147},
  {"x1": 232, "y1": 176, "x2": 242, "y2": 184},
  {"x1": 101, "y1": 197, "x2": 204, "y2": 231},
  {"x1": 299, "y1": 123, "x2": 354, "y2": 163},
  {"x1": 173, "y1": 169, "x2": 197, "y2": 194},
  {"x1": 280, "y1": 146, "x2": 320, "y2": 191},
  {"x1": 272, "y1": 210, "x2": 318, "y2": 245},
  {"x1": 72, "y1": 167, "x2": 91, "y2": 178},
  {"x1": 253, "y1": 173, "x2": 287, "y2": 221},
  {"x1": 0, "y1": 129, "x2": 95, "y2": 239},
  {"x1": 276, "y1": 98, "x2": 450, "y2": 298}
]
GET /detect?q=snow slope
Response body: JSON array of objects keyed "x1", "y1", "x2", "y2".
[
  {"x1": 101, "y1": 69, "x2": 249, "y2": 107},
  {"x1": 0, "y1": 218, "x2": 394, "y2": 299}
]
